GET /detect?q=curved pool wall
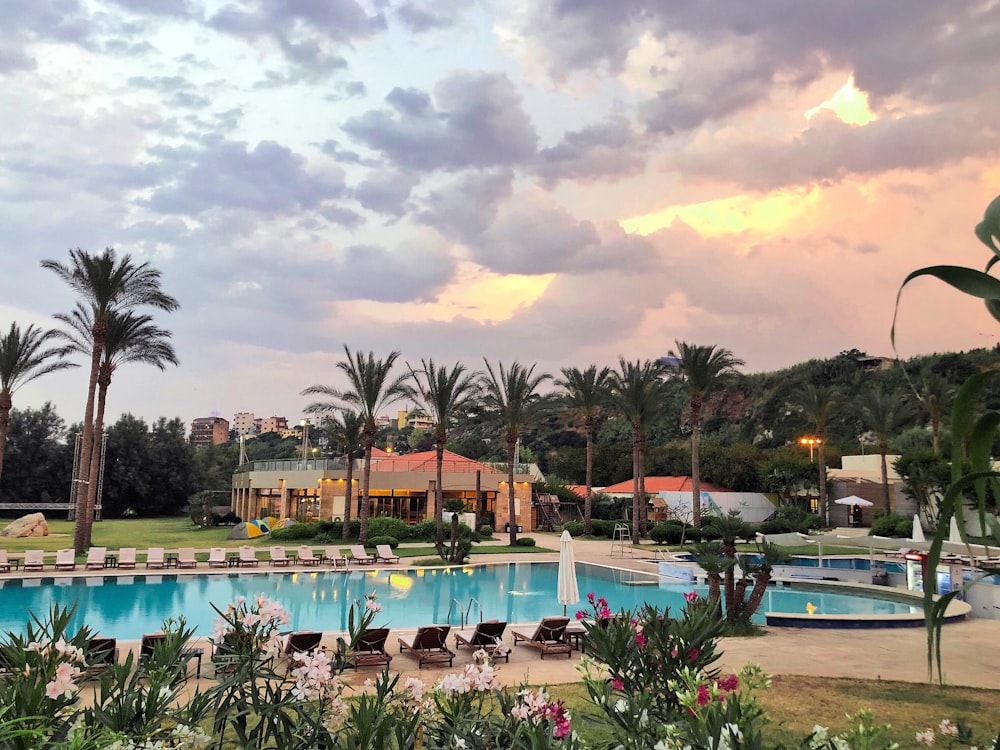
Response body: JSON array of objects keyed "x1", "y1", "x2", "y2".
[{"x1": 0, "y1": 562, "x2": 928, "y2": 639}]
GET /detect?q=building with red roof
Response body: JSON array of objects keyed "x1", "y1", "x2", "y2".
[{"x1": 598, "y1": 477, "x2": 724, "y2": 496}]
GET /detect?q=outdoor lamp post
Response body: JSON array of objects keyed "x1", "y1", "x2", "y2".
[
  {"x1": 799, "y1": 436, "x2": 822, "y2": 461},
  {"x1": 301, "y1": 419, "x2": 310, "y2": 464}
]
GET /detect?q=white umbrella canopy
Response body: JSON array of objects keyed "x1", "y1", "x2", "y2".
[
  {"x1": 949, "y1": 517, "x2": 962, "y2": 544},
  {"x1": 912, "y1": 514, "x2": 925, "y2": 542},
  {"x1": 835, "y1": 496, "x2": 874, "y2": 507},
  {"x1": 557, "y1": 530, "x2": 580, "y2": 615}
]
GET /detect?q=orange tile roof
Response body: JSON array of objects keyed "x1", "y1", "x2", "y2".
[
  {"x1": 370, "y1": 449, "x2": 504, "y2": 474},
  {"x1": 566, "y1": 485, "x2": 587, "y2": 499},
  {"x1": 599, "y1": 476, "x2": 724, "y2": 494}
]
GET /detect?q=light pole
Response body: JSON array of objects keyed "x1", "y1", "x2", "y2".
[
  {"x1": 799, "y1": 436, "x2": 821, "y2": 461},
  {"x1": 301, "y1": 419, "x2": 310, "y2": 465}
]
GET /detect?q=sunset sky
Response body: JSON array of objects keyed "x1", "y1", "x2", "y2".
[{"x1": 3, "y1": 1, "x2": 1000, "y2": 427}]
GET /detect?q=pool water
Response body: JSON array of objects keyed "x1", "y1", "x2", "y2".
[{"x1": 0, "y1": 563, "x2": 922, "y2": 639}]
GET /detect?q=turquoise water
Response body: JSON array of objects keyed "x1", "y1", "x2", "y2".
[
  {"x1": 675, "y1": 554, "x2": 906, "y2": 573},
  {"x1": 0, "y1": 563, "x2": 921, "y2": 639}
]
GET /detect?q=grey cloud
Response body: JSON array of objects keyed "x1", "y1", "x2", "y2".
[
  {"x1": 323, "y1": 81, "x2": 367, "y2": 102},
  {"x1": 328, "y1": 243, "x2": 456, "y2": 303},
  {"x1": 416, "y1": 169, "x2": 514, "y2": 243},
  {"x1": 342, "y1": 71, "x2": 538, "y2": 171},
  {"x1": 319, "y1": 204, "x2": 366, "y2": 229},
  {"x1": 856, "y1": 242, "x2": 880, "y2": 255},
  {"x1": 144, "y1": 138, "x2": 346, "y2": 215},
  {"x1": 320, "y1": 139, "x2": 377, "y2": 166},
  {"x1": 0, "y1": 0, "x2": 93, "y2": 72},
  {"x1": 536, "y1": 115, "x2": 648, "y2": 185},
  {"x1": 393, "y1": 1, "x2": 458, "y2": 32},
  {"x1": 352, "y1": 168, "x2": 419, "y2": 216},
  {"x1": 385, "y1": 86, "x2": 432, "y2": 117}
]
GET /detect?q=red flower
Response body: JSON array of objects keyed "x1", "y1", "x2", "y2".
[
  {"x1": 612, "y1": 679, "x2": 624, "y2": 690},
  {"x1": 687, "y1": 647, "x2": 700, "y2": 661},
  {"x1": 635, "y1": 633, "x2": 647, "y2": 648},
  {"x1": 683, "y1": 591, "x2": 699, "y2": 603},
  {"x1": 587, "y1": 592, "x2": 596, "y2": 604},
  {"x1": 717, "y1": 674, "x2": 739, "y2": 692},
  {"x1": 575, "y1": 610, "x2": 587, "y2": 620},
  {"x1": 696, "y1": 685, "x2": 711, "y2": 706}
]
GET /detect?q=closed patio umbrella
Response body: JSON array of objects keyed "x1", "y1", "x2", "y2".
[
  {"x1": 557, "y1": 530, "x2": 580, "y2": 616},
  {"x1": 911, "y1": 514, "x2": 925, "y2": 542}
]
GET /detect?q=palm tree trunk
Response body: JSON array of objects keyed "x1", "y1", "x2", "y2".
[
  {"x1": 507, "y1": 436, "x2": 517, "y2": 545},
  {"x1": 931, "y1": 416, "x2": 940, "y2": 456},
  {"x1": 732, "y1": 576, "x2": 750, "y2": 624},
  {"x1": 341, "y1": 452, "x2": 354, "y2": 540},
  {"x1": 691, "y1": 400, "x2": 702, "y2": 528},
  {"x1": 359, "y1": 440, "x2": 373, "y2": 544},
  {"x1": 0, "y1": 391, "x2": 11, "y2": 482},
  {"x1": 584, "y1": 419, "x2": 594, "y2": 536},
  {"x1": 631, "y1": 424, "x2": 640, "y2": 545},
  {"x1": 638, "y1": 430, "x2": 648, "y2": 538},
  {"x1": 817, "y1": 434, "x2": 828, "y2": 526},
  {"x1": 723, "y1": 543, "x2": 736, "y2": 621},
  {"x1": 435, "y1": 435, "x2": 445, "y2": 555},
  {"x1": 879, "y1": 444, "x2": 891, "y2": 514},
  {"x1": 706, "y1": 573, "x2": 721, "y2": 610},
  {"x1": 84, "y1": 370, "x2": 111, "y2": 529},
  {"x1": 73, "y1": 332, "x2": 106, "y2": 553},
  {"x1": 744, "y1": 572, "x2": 772, "y2": 619}
]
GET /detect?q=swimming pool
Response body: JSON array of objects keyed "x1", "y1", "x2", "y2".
[
  {"x1": 0, "y1": 562, "x2": 923, "y2": 639},
  {"x1": 672, "y1": 553, "x2": 905, "y2": 573}
]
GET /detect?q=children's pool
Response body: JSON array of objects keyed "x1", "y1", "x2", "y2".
[{"x1": 0, "y1": 562, "x2": 922, "y2": 639}]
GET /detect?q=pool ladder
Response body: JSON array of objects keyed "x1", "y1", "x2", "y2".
[{"x1": 445, "y1": 597, "x2": 485, "y2": 629}]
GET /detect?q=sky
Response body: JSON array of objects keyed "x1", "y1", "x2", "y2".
[{"x1": 3, "y1": 0, "x2": 1000, "y2": 429}]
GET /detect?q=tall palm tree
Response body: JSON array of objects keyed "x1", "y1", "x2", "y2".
[
  {"x1": 480, "y1": 361, "x2": 550, "y2": 545},
  {"x1": 791, "y1": 385, "x2": 838, "y2": 526},
  {"x1": 611, "y1": 358, "x2": 666, "y2": 543},
  {"x1": 556, "y1": 365, "x2": 612, "y2": 536},
  {"x1": 42, "y1": 248, "x2": 179, "y2": 551},
  {"x1": 408, "y1": 359, "x2": 480, "y2": 555},
  {"x1": 668, "y1": 342, "x2": 744, "y2": 527},
  {"x1": 855, "y1": 386, "x2": 917, "y2": 514},
  {"x1": 315, "y1": 409, "x2": 364, "y2": 540},
  {"x1": 0, "y1": 323, "x2": 76, "y2": 482},
  {"x1": 302, "y1": 348, "x2": 409, "y2": 543},
  {"x1": 54, "y1": 306, "x2": 177, "y2": 525},
  {"x1": 916, "y1": 371, "x2": 952, "y2": 456}
]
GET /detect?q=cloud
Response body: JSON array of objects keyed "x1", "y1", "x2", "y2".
[
  {"x1": 415, "y1": 169, "x2": 514, "y2": 243},
  {"x1": 392, "y1": 0, "x2": 469, "y2": 33},
  {"x1": 352, "y1": 168, "x2": 419, "y2": 216},
  {"x1": 342, "y1": 71, "x2": 538, "y2": 170},
  {"x1": 535, "y1": 115, "x2": 648, "y2": 185},
  {"x1": 327, "y1": 241, "x2": 457, "y2": 303}
]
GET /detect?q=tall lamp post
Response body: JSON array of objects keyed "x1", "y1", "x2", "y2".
[
  {"x1": 799, "y1": 436, "x2": 821, "y2": 461},
  {"x1": 301, "y1": 419, "x2": 310, "y2": 466}
]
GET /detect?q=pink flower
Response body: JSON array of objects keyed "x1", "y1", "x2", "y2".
[
  {"x1": 587, "y1": 592, "x2": 595, "y2": 604},
  {"x1": 696, "y1": 685, "x2": 711, "y2": 707},
  {"x1": 687, "y1": 647, "x2": 700, "y2": 661},
  {"x1": 596, "y1": 597, "x2": 608, "y2": 609},
  {"x1": 635, "y1": 633, "x2": 647, "y2": 648},
  {"x1": 683, "y1": 591, "x2": 698, "y2": 603},
  {"x1": 575, "y1": 610, "x2": 587, "y2": 620},
  {"x1": 670, "y1": 648, "x2": 678, "y2": 658},
  {"x1": 717, "y1": 674, "x2": 739, "y2": 692},
  {"x1": 611, "y1": 679, "x2": 624, "y2": 691},
  {"x1": 598, "y1": 607, "x2": 612, "y2": 619}
]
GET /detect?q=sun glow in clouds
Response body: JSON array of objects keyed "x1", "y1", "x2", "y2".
[{"x1": 805, "y1": 75, "x2": 877, "y2": 126}]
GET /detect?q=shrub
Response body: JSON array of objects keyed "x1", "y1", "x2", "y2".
[
  {"x1": 869, "y1": 512, "x2": 909, "y2": 538},
  {"x1": 758, "y1": 520, "x2": 787, "y2": 535},
  {"x1": 367, "y1": 517, "x2": 412, "y2": 541},
  {"x1": 684, "y1": 528, "x2": 702, "y2": 543},
  {"x1": 314, "y1": 520, "x2": 360, "y2": 542},
  {"x1": 514, "y1": 537, "x2": 536, "y2": 547},
  {"x1": 649, "y1": 524, "x2": 683, "y2": 544},
  {"x1": 367, "y1": 535, "x2": 399, "y2": 549},
  {"x1": 699, "y1": 525, "x2": 721, "y2": 541},
  {"x1": 590, "y1": 519, "x2": 618, "y2": 538},
  {"x1": 478, "y1": 524, "x2": 493, "y2": 537},
  {"x1": 561, "y1": 521, "x2": 584, "y2": 537},
  {"x1": 270, "y1": 522, "x2": 319, "y2": 541},
  {"x1": 409, "y1": 519, "x2": 438, "y2": 541}
]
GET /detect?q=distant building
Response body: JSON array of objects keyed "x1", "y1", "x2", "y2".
[
  {"x1": 856, "y1": 355, "x2": 894, "y2": 372},
  {"x1": 374, "y1": 415, "x2": 391, "y2": 427},
  {"x1": 258, "y1": 416, "x2": 289, "y2": 435},
  {"x1": 191, "y1": 416, "x2": 230, "y2": 447},
  {"x1": 232, "y1": 412, "x2": 256, "y2": 436},
  {"x1": 398, "y1": 409, "x2": 434, "y2": 430}
]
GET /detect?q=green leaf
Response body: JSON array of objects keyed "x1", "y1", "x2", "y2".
[
  {"x1": 974, "y1": 193, "x2": 1000, "y2": 254},
  {"x1": 892, "y1": 265, "x2": 1000, "y2": 349}
]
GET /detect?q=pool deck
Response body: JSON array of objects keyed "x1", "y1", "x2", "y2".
[{"x1": 12, "y1": 535, "x2": 1000, "y2": 692}]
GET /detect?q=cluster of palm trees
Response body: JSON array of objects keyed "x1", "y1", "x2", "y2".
[
  {"x1": 0, "y1": 249, "x2": 179, "y2": 552},
  {"x1": 300, "y1": 342, "x2": 745, "y2": 549}
]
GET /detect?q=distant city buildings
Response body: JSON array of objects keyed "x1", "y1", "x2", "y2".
[
  {"x1": 397, "y1": 409, "x2": 434, "y2": 430},
  {"x1": 190, "y1": 416, "x2": 230, "y2": 447},
  {"x1": 232, "y1": 412, "x2": 256, "y2": 436},
  {"x1": 257, "y1": 416, "x2": 289, "y2": 435}
]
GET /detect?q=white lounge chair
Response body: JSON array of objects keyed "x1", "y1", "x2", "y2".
[
  {"x1": 269, "y1": 546, "x2": 291, "y2": 567},
  {"x1": 85, "y1": 547, "x2": 107, "y2": 570},
  {"x1": 0, "y1": 550, "x2": 10, "y2": 573},
  {"x1": 54, "y1": 549, "x2": 77, "y2": 571},
  {"x1": 146, "y1": 547, "x2": 165, "y2": 569},
  {"x1": 23, "y1": 549, "x2": 44, "y2": 571},
  {"x1": 238, "y1": 546, "x2": 259, "y2": 567},
  {"x1": 349, "y1": 545, "x2": 375, "y2": 565},
  {"x1": 207, "y1": 548, "x2": 227, "y2": 567},
  {"x1": 297, "y1": 546, "x2": 321, "y2": 566},
  {"x1": 375, "y1": 544, "x2": 400, "y2": 564},
  {"x1": 117, "y1": 548, "x2": 137, "y2": 568},
  {"x1": 177, "y1": 548, "x2": 198, "y2": 568}
]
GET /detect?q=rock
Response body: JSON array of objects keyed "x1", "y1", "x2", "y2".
[{"x1": 0, "y1": 513, "x2": 50, "y2": 538}]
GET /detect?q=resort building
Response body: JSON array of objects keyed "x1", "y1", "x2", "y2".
[
  {"x1": 190, "y1": 416, "x2": 230, "y2": 447},
  {"x1": 256, "y1": 416, "x2": 289, "y2": 435},
  {"x1": 232, "y1": 412, "x2": 256, "y2": 436},
  {"x1": 231, "y1": 449, "x2": 535, "y2": 531}
]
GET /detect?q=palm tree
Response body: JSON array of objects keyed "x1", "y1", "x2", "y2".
[
  {"x1": 611, "y1": 358, "x2": 666, "y2": 543},
  {"x1": 916, "y1": 371, "x2": 952, "y2": 455},
  {"x1": 555, "y1": 366, "x2": 612, "y2": 536},
  {"x1": 54, "y1": 306, "x2": 177, "y2": 526},
  {"x1": 739, "y1": 542, "x2": 792, "y2": 622},
  {"x1": 480, "y1": 361, "x2": 551, "y2": 545},
  {"x1": 855, "y1": 386, "x2": 917, "y2": 514},
  {"x1": 302, "y1": 348, "x2": 409, "y2": 543},
  {"x1": 408, "y1": 359, "x2": 480, "y2": 555},
  {"x1": 668, "y1": 342, "x2": 744, "y2": 527},
  {"x1": 315, "y1": 409, "x2": 364, "y2": 540},
  {"x1": 691, "y1": 541, "x2": 733, "y2": 617},
  {"x1": 0, "y1": 323, "x2": 76, "y2": 482},
  {"x1": 42, "y1": 248, "x2": 178, "y2": 551},
  {"x1": 791, "y1": 385, "x2": 838, "y2": 526}
]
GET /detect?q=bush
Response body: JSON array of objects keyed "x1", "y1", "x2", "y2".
[
  {"x1": 368, "y1": 517, "x2": 412, "y2": 541},
  {"x1": 478, "y1": 524, "x2": 493, "y2": 537},
  {"x1": 409, "y1": 519, "x2": 438, "y2": 541},
  {"x1": 367, "y1": 535, "x2": 399, "y2": 549},
  {"x1": 869, "y1": 512, "x2": 910, "y2": 538},
  {"x1": 684, "y1": 528, "x2": 702, "y2": 543},
  {"x1": 590, "y1": 519, "x2": 619, "y2": 538},
  {"x1": 514, "y1": 537, "x2": 536, "y2": 547},
  {"x1": 649, "y1": 524, "x2": 683, "y2": 544},
  {"x1": 699, "y1": 526, "x2": 721, "y2": 542},
  {"x1": 561, "y1": 521, "x2": 584, "y2": 537},
  {"x1": 270, "y1": 522, "x2": 319, "y2": 541},
  {"x1": 757, "y1": 520, "x2": 787, "y2": 535},
  {"x1": 314, "y1": 520, "x2": 360, "y2": 542}
]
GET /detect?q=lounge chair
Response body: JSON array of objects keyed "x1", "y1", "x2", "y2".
[
  {"x1": 349, "y1": 627, "x2": 392, "y2": 669},
  {"x1": 177, "y1": 548, "x2": 198, "y2": 568},
  {"x1": 0, "y1": 550, "x2": 11, "y2": 573},
  {"x1": 349, "y1": 545, "x2": 375, "y2": 566},
  {"x1": 146, "y1": 547, "x2": 166, "y2": 569},
  {"x1": 375, "y1": 544, "x2": 400, "y2": 564},
  {"x1": 238, "y1": 546, "x2": 259, "y2": 567},
  {"x1": 118, "y1": 548, "x2": 137, "y2": 569},
  {"x1": 398, "y1": 625, "x2": 455, "y2": 668},
  {"x1": 453, "y1": 620, "x2": 509, "y2": 663},
  {"x1": 269, "y1": 546, "x2": 291, "y2": 567},
  {"x1": 23, "y1": 549, "x2": 44, "y2": 571},
  {"x1": 85, "y1": 547, "x2": 107, "y2": 570},
  {"x1": 141, "y1": 633, "x2": 203, "y2": 679},
  {"x1": 54, "y1": 549, "x2": 77, "y2": 571},
  {"x1": 297, "y1": 546, "x2": 321, "y2": 566},
  {"x1": 207, "y1": 548, "x2": 227, "y2": 567},
  {"x1": 281, "y1": 630, "x2": 323, "y2": 661},
  {"x1": 323, "y1": 546, "x2": 348, "y2": 568},
  {"x1": 85, "y1": 637, "x2": 118, "y2": 678},
  {"x1": 511, "y1": 617, "x2": 573, "y2": 659}
]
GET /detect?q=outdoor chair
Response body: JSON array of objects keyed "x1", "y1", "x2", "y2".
[
  {"x1": 297, "y1": 546, "x2": 321, "y2": 566},
  {"x1": 511, "y1": 617, "x2": 573, "y2": 659},
  {"x1": 398, "y1": 625, "x2": 455, "y2": 668},
  {"x1": 323, "y1": 546, "x2": 348, "y2": 568},
  {"x1": 23, "y1": 549, "x2": 44, "y2": 571},
  {"x1": 375, "y1": 544, "x2": 400, "y2": 564},
  {"x1": 177, "y1": 548, "x2": 198, "y2": 568},
  {"x1": 280, "y1": 630, "x2": 324, "y2": 667},
  {"x1": 349, "y1": 627, "x2": 392, "y2": 670},
  {"x1": 349, "y1": 545, "x2": 375, "y2": 566},
  {"x1": 54, "y1": 549, "x2": 77, "y2": 571},
  {"x1": 145, "y1": 548, "x2": 166, "y2": 569},
  {"x1": 269, "y1": 546, "x2": 291, "y2": 567},
  {"x1": 238, "y1": 546, "x2": 259, "y2": 567},
  {"x1": 207, "y1": 548, "x2": 227, "y2": 567},
  {"x1": 84, "y1": 637, "x2": 118, "y2": 678},
  {"x1": 117, "y1": 548, "x2": 137, "y2": 568},
  {"x1": 140, "y1": 633, "x2": 203, "y2": 679},
  {"x1": 0, "y1": 550, "x2": 11, "y2": 573},
  {"x1": 453, "y1": 620, "x2": 509, "y2": 663},
  {"x1": 85, "y1": 547, "x2": 107, "y2": 570}
]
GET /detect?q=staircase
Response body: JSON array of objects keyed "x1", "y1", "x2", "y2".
[{"x1": 535, "y1": 494, "x2": 561, "y2": 531}]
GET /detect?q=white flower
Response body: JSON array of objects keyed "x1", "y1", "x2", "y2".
[
  {"x1": 938, "y1": 719, "x2": 958, "y2": 737},
  {"x1": 811, "y1": 725, "x2": 829, "y2": 742},
  {"x1": 915, "y1": 729, "x2": 936, "y2": 746},
  {"x1": 614, "y1": 698, "x2": 628, "y2": 714}
]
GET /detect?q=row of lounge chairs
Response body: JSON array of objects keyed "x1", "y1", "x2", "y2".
[{"x1": 1, "y1": 544, "x2": 403, "y2": 572}]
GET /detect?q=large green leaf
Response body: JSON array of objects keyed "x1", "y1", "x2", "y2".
[
  {"x1": 892, "y1": 266, "x2": 1000, "y2": 350},
  {"x1": 974, "y1": 193, "x2": 1000, "y2": 254}
]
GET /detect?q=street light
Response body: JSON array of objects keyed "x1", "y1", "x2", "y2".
[
  {"x1": 301, "y1": 419, "x2": 310, "y2": 464},
  {"x1": 799, "y1": 436, "x2": 822, "y2": 461}
]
